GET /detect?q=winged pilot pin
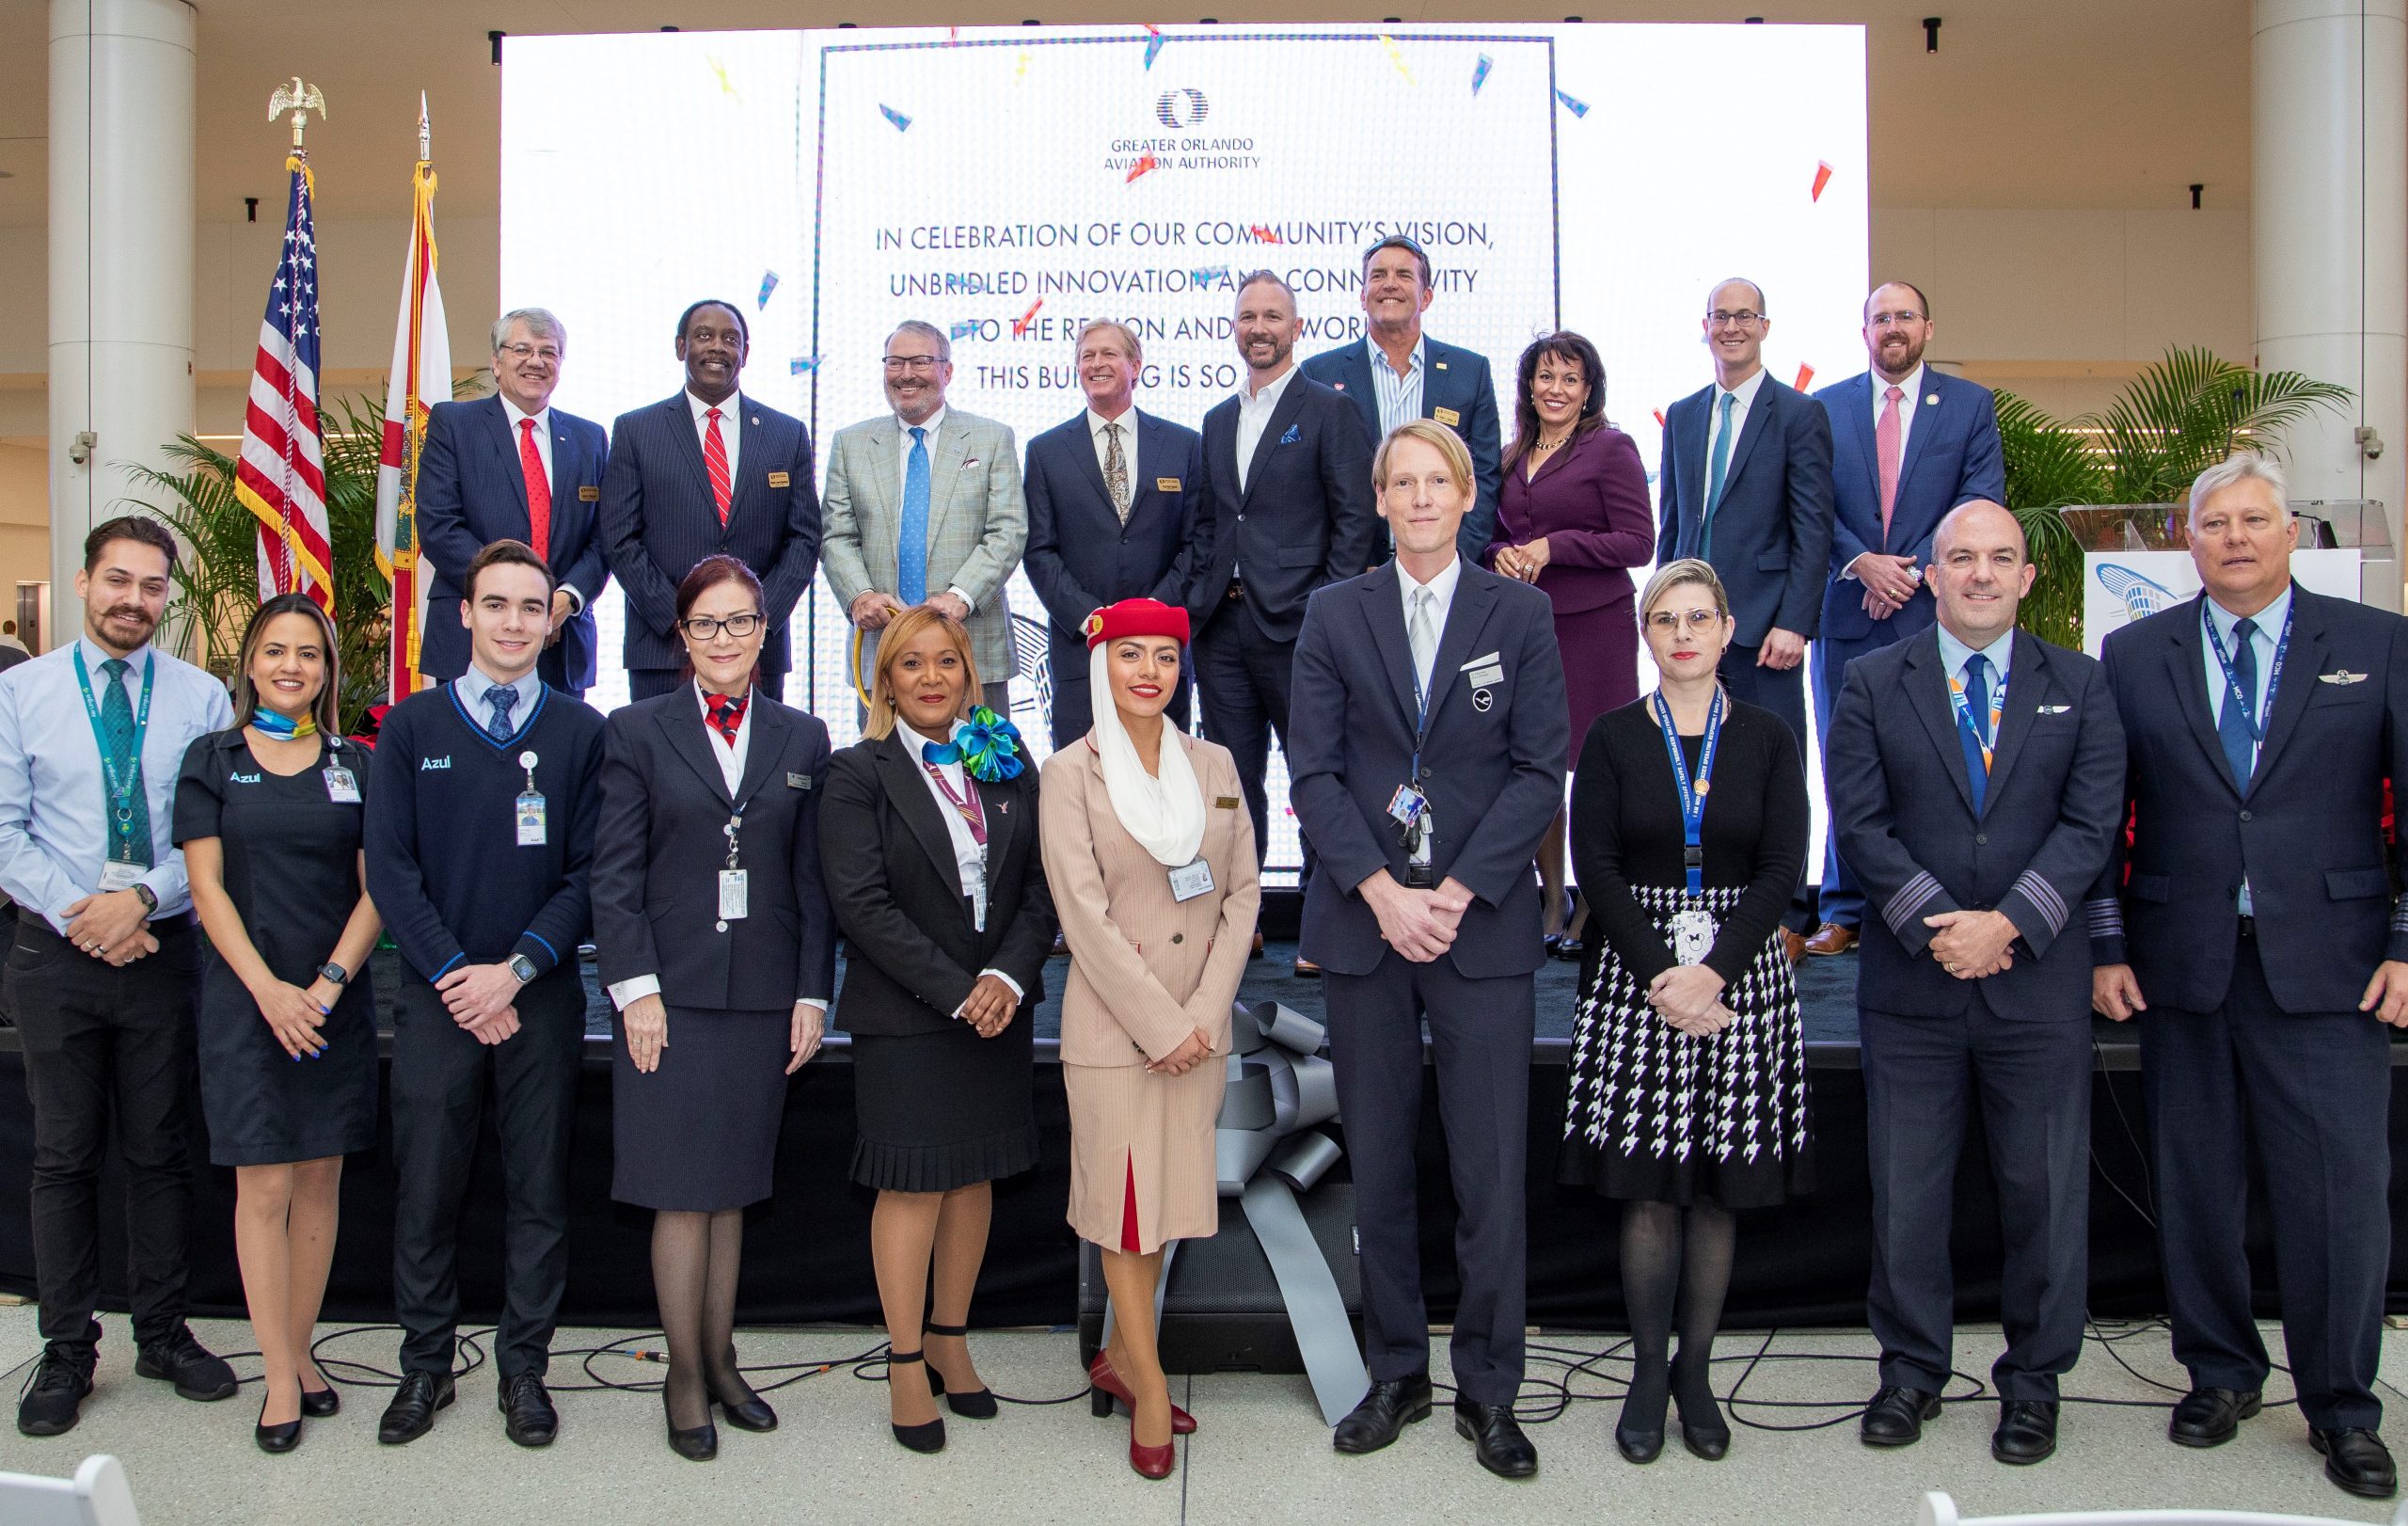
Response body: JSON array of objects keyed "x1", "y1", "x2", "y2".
[{"x1": 2321, "y1": 670, "x2": 2370, "y2": 685}]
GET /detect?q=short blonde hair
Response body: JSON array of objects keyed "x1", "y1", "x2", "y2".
[
  {"x1": 863, "y1": 604, "x2": 984, "y2": 740},
  {"x1": 1373, "y1": 419, "x2": 1475, "y2": 498},
  {"x1": 1073, "y1": 319, "x2": 1142, "y2": 363},
  {"x1": 1639, "y1": 557, "x2": 1733, "y2": 623}
]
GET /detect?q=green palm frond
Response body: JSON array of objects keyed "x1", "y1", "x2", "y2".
[
  {"x1": 2083, "y1": 346, "x2": 2352, "y2": 503},
  {"x1": 1993, "y1": 389, "x2": 2099, "y2": 649}
]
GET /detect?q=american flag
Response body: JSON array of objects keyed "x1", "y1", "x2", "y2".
[{"x1": 233, "y1": 152, "x2": 334, "y2": 611}]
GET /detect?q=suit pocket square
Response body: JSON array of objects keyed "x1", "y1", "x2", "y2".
[
  {"x1": 2321, "y1": 670, "x2": 2370, "y2": 685},
  {"x1": 1278, "y1": 424, "x2": 1302, "y2": 445},
  {"x1": 2036, "y1": 704, "x2": 2072, "y2": 714},
  {"x1": 962, "y1": 457, "x2": 980, "y2": 469}
]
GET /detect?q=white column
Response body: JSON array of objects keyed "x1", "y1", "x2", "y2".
[
  {"x1": 2253, "y1": 0, "x2": 2407, "y2": 608},
  {"x1": 48, "y1": 0, "x2": 197, "y2": 644}
]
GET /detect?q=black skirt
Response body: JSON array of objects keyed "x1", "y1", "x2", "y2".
[
  {"x1": 611, "y1": 1005, "x2": 793, "y2": 1211},
  {"x1": 196, "y1": 959, "x2": 378, "y2": 1168},
  {"x1": 850, "y1": 1020, "x2": 1038, "y2": 1192}
]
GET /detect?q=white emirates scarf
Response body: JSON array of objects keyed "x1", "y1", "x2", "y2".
[{"x1": 1088, "y1": 642, "x2": 1206, "y2": 866}]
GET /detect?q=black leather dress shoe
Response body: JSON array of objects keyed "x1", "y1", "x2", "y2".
[
  {"x1": 1454, "y1": 1398, "x2": 1538, "y2": 1479},
  {"x1": 299, "y1": 1384, "x2": 341, "y2": 1418},
  {"x1": 255, "y1": 1394, "x2": 303, "y2": 1454},
  {"x1": 1992, "y1": 1400, "x2": 2058, "y2": 1465},
  {"x1": 15, "y1": 1345, "x2": 95, "y2": 1437},
  {"x1": 1860, "y1": 1385, "x2": 1941, "y2": 1447},
  {"x1": 134, "y1": 1326, "x2": 238, "y2": 1401},
  {"x1": 665, "y1": 1392, "x2": 718, "y2": 1462},
  {"x1": 1332, "y1": 1375, "x2": 1433, "y2": 1454},
  {"x1": 377, "y1": 1370, "x2": 454, "y2": 1445},
  {"x1": 2312, "y1": 1427, "x2": 2399, "y2": 1500},
  {"x1": 499, "y1": 1372, "x2": 558, "y2": 1447},
  {"x1": 2167, "y1": 1386, "x2": 2259, "y2": 1448}
]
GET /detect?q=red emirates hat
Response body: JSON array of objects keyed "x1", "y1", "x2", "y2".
[{"x1": 1082, "y1": 597, "x2": 1191, "y2": 650}]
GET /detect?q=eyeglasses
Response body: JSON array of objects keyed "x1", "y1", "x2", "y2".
[
  {"x1": 1646, "y1": 610, "x2": 1723, "y2": 632},
  {"x1": 1706, "y1": 310, "x2": 1765, "y2": 326},
  {"x1": 680, "y1": 612, "x2": 765, "y2": 640},
  {"x1": 1866, "y1": 310, "x2": 1925, "y2": 329},
  {"x1": 498, "y1": 343, "x2": 561, "y2": 362},
  {"x1": 881, "y1": 355, "x2": 944, "y2": 373}
]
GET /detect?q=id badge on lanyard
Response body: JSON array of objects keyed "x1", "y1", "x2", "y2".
[
  {"x1": 719, "y1": 809, "x2": 749, "y2": 926},
  {"x1": 73, "y1": 648, "x2": 153, "y2": 879},
  {"x1": 1655, "y1": 688, "x2": 1725, "y2": 966},
  {"x1": 1168, "y1": 858, "x2": 1214, "y2": 902},
  {"x1": 515, "y1": 751, "x2": 547, "y2": 847}
]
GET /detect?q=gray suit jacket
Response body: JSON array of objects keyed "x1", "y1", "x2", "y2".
[{"x1": 820, "y1": 409, "x2": 1029, "y2": 680}]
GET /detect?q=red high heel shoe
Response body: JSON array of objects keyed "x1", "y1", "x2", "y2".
[
  {"x1": 1129, "y1": 1414, "x2": 1176, "y2": 1480},
  {"x1": 1087, "y1": 1350, "x2": 1196, "y2": 1435}
]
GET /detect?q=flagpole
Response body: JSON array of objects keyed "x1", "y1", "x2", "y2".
[{"x1": 376, "y1": 92, "x2": 450, "y2": 702}]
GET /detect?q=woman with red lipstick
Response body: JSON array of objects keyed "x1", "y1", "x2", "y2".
[
  {"x1": 1038, "y1": 597, "x2": 1259, "y2": 1481},
  {"x1": 818, "y1": 604, "x2": 1054, "y2": 1456},
  {"x1": 1560, "y1": 558, "x2": 1811, "y2": 1467}
]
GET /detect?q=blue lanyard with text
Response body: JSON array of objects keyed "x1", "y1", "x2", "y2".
[
  {"x1": 71, "y1": 647, "x2": 152, "y2": 857},
  {"x1": 2202, "y1": 600, "x2": 2290, "y2": 744},
  {"x1": 1652, "y1": 687, "x2": 1724, "y2": 900}
]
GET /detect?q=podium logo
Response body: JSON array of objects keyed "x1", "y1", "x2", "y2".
[{"x1": 1156, "y1": 88, "x2": 1210, "y2": 130}]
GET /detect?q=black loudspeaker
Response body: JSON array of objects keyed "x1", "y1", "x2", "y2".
[{"x1": 1077, "y1": 1181, "x2": 1362, "y2": 1375}]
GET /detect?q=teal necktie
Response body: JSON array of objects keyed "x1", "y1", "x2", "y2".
[
  {"x1": 99, "y1": 659, "x2": 152, "y2": 868},
  {"x1": 1700, "y1": 391, "x2": 1736, "y2": 562}
]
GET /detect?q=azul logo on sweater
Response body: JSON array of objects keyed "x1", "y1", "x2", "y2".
[
  {"x1": 420, "y1": 756, "x2": 452, "y2": 771},
  {"x1": 229, "y1": 771, "x2": 261, "y2": 785}
]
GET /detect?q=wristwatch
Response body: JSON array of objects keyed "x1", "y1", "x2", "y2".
[
  {"x1": 318, "y1": 962, "x2": 349, "y2": 987},
  {"x1": 508, "y1": 953, "x2": 540, "y2": 984},
  {"x1": 130, "y1": 883, "x2": 157, "y2": 914}
]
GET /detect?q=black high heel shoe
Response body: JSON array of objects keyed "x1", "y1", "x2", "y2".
[
  {"x1": 299, "y1": 1383, "x2": 340, "y2": 1418},
  {"x1": 1616, "y1": 1373, "x2": 1668, "y2": 1464},
  {"x1": 708, "y1": 1348, "x2": 778, "y2": 1433},
  {"x1": 664, "y1": 1391, "x2": 718, "y2": 1462},
  {"x1": 886, "y1": 1351, "x2": 946, "y2": 1453},
  {"x1": 923, "y1": 1324, "x2": 997, "y2": 1419},
  {"x1": 255, "y1": 1393, "x2": 304, "y2": 1454},
  {"x1": 1676, "y1": 1388, "x2": 1731, "y2": 1460}
]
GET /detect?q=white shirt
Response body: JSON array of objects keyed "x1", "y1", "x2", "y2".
[
  {"x1": 1703, "y1": 366, "x2": 1769, "y2": 490},
  {"x1": 686, "y1": 389, "x2": 742, "y2": 485},
  {"x1": 900, "y1": 719, "x2": 1024, "y2": 1005},
  {"x1": 1398, "y1": 555, "x2": 1463, "y2": 867},
  {"x1": 1087, "y1": 406, "x2": 1140, "y2": 498},
  {"x1": 1233, "y1": 365, "x2": 1298, "y2": 495},
  {"x1": 1368, "y1": 336, "x2": 1426, "y2": 438},
  {"x1": 499, "y1": 396, "x2": 555, "y2": 490}
]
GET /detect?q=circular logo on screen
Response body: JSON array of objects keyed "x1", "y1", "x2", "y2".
[{"x1": 1156, "y1": 89, "x2": 1210, "y2": 130}]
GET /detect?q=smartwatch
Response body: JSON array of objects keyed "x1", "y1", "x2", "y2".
[
  {"x1": 508, "y1": 953, "x2": 540, "y2": 984},
  {"x1": 131, "y1": 883, "x2": 158, "y2": 914},
  {"x1": 319, "y1": 962, "x2": 349, "y2": 987}
]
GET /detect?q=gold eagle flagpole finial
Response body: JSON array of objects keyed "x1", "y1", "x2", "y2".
[{"x1": 268, "y1": 77, "x2": 327, "y2": 150}]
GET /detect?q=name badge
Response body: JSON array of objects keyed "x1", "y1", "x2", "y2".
[
  {"x1": 1467, "y1": 663, "x2": 1504, "y2": 688},
  {"x1": 1386, "y1": 784, "x2": 1428, "y2": 826},
  {"x1": 1156, "y1": 477, "x2": 1182, "y2": 492},
  {"x1": 515, "y1": 793, "x2": 547, "y2": 847},
  {"x1": 719, "y1": 868, "x2": 750, "y2": 920},
  {"x1": 578, "y1": 485, "x2": 601, "y2": 501},
  {"x1": 1434, "y1": 406, "x2": 1463, "y2": 427},
  {"x1": 1167, "y1": 858, "x2": 1214, "y2": 902},
  {"x1": 1671, "y1": 907, "x2": 1716, "y2": 966},
  {"x1": 1213, "y1": 795, "x2": 1241, "y2": 810},
  {"x1": 99, "y1": 860, "x2": 145, "y2": 893},
  {"x1": 324, "y1": 766, "x2": 361, "y2": 803},
  {"x1": 768, "y1": 470, "x2": 791, "y2": 488},
  {"x1": 787, "y1": 771, "x2": 811, "y2": 789}
]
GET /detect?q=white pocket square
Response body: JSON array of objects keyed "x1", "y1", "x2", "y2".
[
  {"x1": 2036, "y1": 703, "x2": 2072, "y2": 714},
  {"x1": 1461, "y1": 651, "x2": 1500, "y2": 671},
  {"x1": 2321, "y1": 670, "x2": 2369, "y2": 685}
]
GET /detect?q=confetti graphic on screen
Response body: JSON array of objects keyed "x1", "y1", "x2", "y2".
[
  {"x1": 1011, "y1": 297, "x2": 1044, "y2": 338},
  {"x1": 1555, "y1": 87, "x2": 1589, "y2": 118},
  {"x1": 756, "y1": 270, "x2": 780, "y2": 309},
  {"x1": 1125, "y1": 153, "x2": 1160, "y2": 183},
  {"x1": 1248, "y1": 224, "x2": 1284, "y2": 244},
  {"x1": 1378, "y1": 35, "x2": 1416, "y2": 85},
  {"x1": 788, "y1": 355, "x2": 822, "y2": 375},
  {"x1": 1016, "y1": 50, "x2": 1031, "y2": 81},
  {"x1": 1144, "y1": 25, "x2": 1165, "y2": 70},
  {"x1": 879, "y1": 103, "x2": 912, "y2": 132},
  {"x1": 1653, "y1": 408, "x2": 1666, "y2": 429},
  {"x1": 707, "y1": 57, "x2": 740, "y2": 100},
  {"x1": 950, "y1": 320, "x2": 980, "y2": 341},
  {"x1": 1189, "y1": 265, "x2": 1229, "y2": 286},
  {"x1": 1812, "y1": 161, "x2": 1834, "y2": 201},
  {"x1": 1471, "y1": 54, "x2": 1493, "y2": 94},
  {"x1": 1794, "y1": 363, "x2": 1816, "y2": 390}
]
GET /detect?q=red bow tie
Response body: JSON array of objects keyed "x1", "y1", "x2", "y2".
[{"x1": 705, "y1": 691, "x2": 748, "y2": 747}]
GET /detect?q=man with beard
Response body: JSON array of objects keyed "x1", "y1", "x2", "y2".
[
  {"x1": 1805, "y1": 281, "x2": 2005, "y2": 957},
  {"x1": 822, "y1": 319, "x2": 1028, "y2": 716},
  {"x1": 598, "y1": 299, "x2": 822, "y2": 701},
  {"x1": 1, "y1": 517, "x2": 239, "y2": 1436},
  {"x1": 1186, "y1": 271, "x2": 1376, "y2": 943}
]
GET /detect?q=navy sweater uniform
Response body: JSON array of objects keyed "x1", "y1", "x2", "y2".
[{"x1": 363, "y1": 676, "x2": 607, "y2": 1384}]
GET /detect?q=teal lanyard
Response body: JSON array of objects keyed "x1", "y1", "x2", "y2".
[{"x1": 72, "y1": 647, "x2": 153, "y2": 861}]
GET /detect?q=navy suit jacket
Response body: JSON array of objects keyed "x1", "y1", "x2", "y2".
[
  {"x1": 1829, "y1": 626, "x2": 2125, "y2": 1019},
  {"x1": 1301, "y1": 336, "x2": 1503, "y2": 562},
  {"x1": 416, "y1": 396, "x2": 611, "y2": 691},
  {"x1": 2088, "y1": 586, "x2": 2408, "y2": 1015},
  {"x1": 1814, "y1": 370, "x2": 2005, "y2": 644},
  {"x1": 1289, "y1": 561, "x2": 1568, "y2": 978},
  {"x1": 597, "y1": 392, "x2": 822, "y2": 677},
  {"x1": 1656, "y1": 375, "x2": 1835, "y2": 647},
  {"x1": 1186, "y1": 374, "x2": 1377, "y2": 644},
  {"x1": 1022, "y1": 408, "x2": 1201, "y2": 645},
  {"x1": 590, "y1": 684, "x2": 836, "y2": 1011}
]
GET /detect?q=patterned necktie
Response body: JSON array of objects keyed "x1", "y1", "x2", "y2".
[
  {"x1": 1877, "y1": 385, "x2": 1905, "y2": 538},
  {"x1": 98, "y1": 659, "x2": 152, "y2": 868},
  {"x1": 1958, "y1": 652, "x2": 1993, "y2": 816},
  {"x1": 1409, "y1": 587, "x2": 1437, "y2": 703},
  {"x1": 2219, "y1": 616, "x2": 2259, "y2": 790},
  {"x1": 703, "y1": 407, "x2": 733, "y2": 526},
  {"x1": 705, "y1": 691, "x2": 748, "y2": 749},
  {"x1": 898, "y1": 425, "x2": 931, "y2": 605},
  {"x1": 1103, "y1": 421, "x2": 1131, "y2": 523},
  {"x1": 517, "y1": 418, "x2": 552, "y2": 560},
  {"x1": 1699, "y1": 389, "x2": 1736, "y2": 561},
  {"x1": 486, "y1": 684, "x2": 519, "y2": 743}
]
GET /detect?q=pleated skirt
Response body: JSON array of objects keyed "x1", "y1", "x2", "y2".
[
  {"x1": 1063, "y1": 1057, "x2": 1227, "y2": 1255},
  {"x1": 850, "y1": 1021, "x2": 1038, "y2": 1191}
]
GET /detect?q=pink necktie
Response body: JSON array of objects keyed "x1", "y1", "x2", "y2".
[
  {"x1": 704, "y1": 407, "x2": 733, "y2": 526},
  {"x1": 1876, "y1": 385, "x2": 1904, "y2": 539},
  {"x1": 517, "y1": 419, "x2": 552, "y2": 561}
]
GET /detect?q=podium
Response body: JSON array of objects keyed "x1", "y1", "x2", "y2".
[{"x1": 2057, "y1": 499, "x2": 2396, "y2": 655}]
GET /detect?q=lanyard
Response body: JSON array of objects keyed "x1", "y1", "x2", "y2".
[
  {"x1": 1946, "y1": 661, "x2": 2007, "y2": 772},
  {"x1": 72, "y1": 647, "x2": 153, "y2": 850},
  {"x1": 2203, "y1": 600, "x2": 2290, "y2": 744},
  {"x1": 924, "y1": 763, "x2": 988, "y2": 848},
  {"x1": 1652, "y1": 687, "x2": 1724, "y2": 900}
]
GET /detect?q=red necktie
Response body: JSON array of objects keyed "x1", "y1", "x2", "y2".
[
  {"x1": 517, "y1": 418, "x2": 552, "y2": 561},
  {"x1": 1876, "y1": 384, "x2": 1904, "y2": 539},
  {"x1": 704, "y1": 407, "x2": 733, "y2": 526},
  {"x1": 705, "y1": 691, "x2": 747, "y2": 748}
]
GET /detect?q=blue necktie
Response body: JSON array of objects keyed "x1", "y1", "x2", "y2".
[
  {"x1": 1698, "y1": 391, "x2": 1736, "y2": 561},
  {"x1": 897, "y1": 425, "x2": 930, "y2": 605},
  {"x1": 2218, "y1": 616, "x2": 2259, "y2": 791},
  {"x1": 98, "y1": 659, "x2": 152, "y2": 868},
  {"x1": 486, "y1": 685, "x2": 519, "y2": 743},
  {"x1": 1957, "y1": 652, "x2": 1992, "y2": 817}
]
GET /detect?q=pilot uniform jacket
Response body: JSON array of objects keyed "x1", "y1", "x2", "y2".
[
  {"x1": 817, "y1": 732, "x2": 1054, "y2": 1037},
  {"x1": 590, "y1": 684, "x2": 836, "y2": 1012},
  {"x1": 1828, "y1": 626, "x2": 2126, "y2": 1018}
]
